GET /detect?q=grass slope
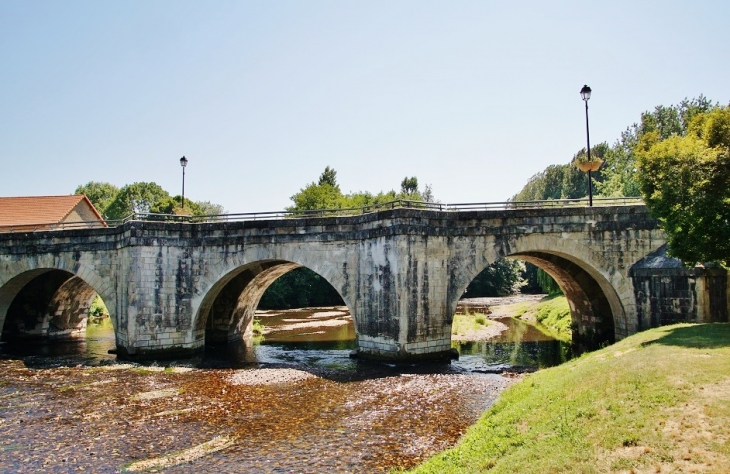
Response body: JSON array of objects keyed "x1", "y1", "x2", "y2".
[
  {"x1": 409, "y1": 323, "x2": 730, "y2": 473},
  {"x1": 452, "y1": 312, "x2": 491, "y2": 335}
]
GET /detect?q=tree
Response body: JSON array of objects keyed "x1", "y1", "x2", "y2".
[
  {"x1": 598, "y1": 96, "x2": 716, "y2": 198},
  {"x1": 318, "y1": 166, "x2": 339, "y2": 189},
  {"x1": 464, "y1": 259, "x2": 525, "y2": 297},
  {"x1": 511, "y1": 144, "x2": 609, "y2": 202},
  {"x1": 400, "y1": 176, "x2": 419, "y2": 195},
  {"x1": 259, "y1": 267, "x2": 344, "y2": 309},
  {"x1": 288, "y1": 182, "x2": 344, "y2": 212},
  {"x1": 637, "y1": 107, "x2": 730, "y2": 265},
  {"x1": 422, "y1": 184, "x2": 437, "y2": 203},
  {"x1": 104, "y1": 182, "x2": 170, "y2": 220},
  {"x1": 74, "y1": 181, "x2": 119, "y2": 217},
  {"x1": 149, "y1": 196, "x2": 203, "y2": 216},
  {"x1": 196, "y1": 201, "x2": 226, "y2": 216},
  {"x1": 537, "y1": 268, "x2": 562, "y2": 295}
]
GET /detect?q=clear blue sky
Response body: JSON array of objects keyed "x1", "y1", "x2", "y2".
[{"x1": 1, "y1": 1, "x2": 728, "y2": 212}]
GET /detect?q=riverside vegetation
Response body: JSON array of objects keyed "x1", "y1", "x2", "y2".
[{"x1": 409, "y1": 322, "x2": 730, "y2": 473}]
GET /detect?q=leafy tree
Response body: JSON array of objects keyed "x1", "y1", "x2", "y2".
[
  {"x1": 464, "y1": 259, "x2": 525, "y2": 297},
  {"x1": 288, "y1": 168, "x2": 431, "y2": 212},
  {"x1": 637, "y1": 107, "x2": 730, "y2": 265},
  {"x1": 537, "y1": 268, "x2": 562, "y2": 295},
  {"x1": 318, "y1": 166, "x2": 339, "y2": 189},
  {"x1": 197, "y1": 201, "x2": 226, "y2": 216},
  {"x1": 598, "y1": 96, "x2": 716, "y2": 198},
  {"x1": 512, "y1": 143, "x2": 608, "y2": 202},
  {"x1": 149, "y1": 196, "x2": 203, "y2": 216},
  {"x1": 595, "y1": 128, "x2": 642, "y2": 197},
  {"x1": 259, "y1": 267, "x2": 344, "y2": 309},
  {"x1": 74, "y1": 181, "x2": 119, "y2": 217},
  {"x1": 422, "y1": 184, "x2": 436, "y2": 203},
  {"x1": 400, "y1": 176, "x2": 419, "y2": 195},
  {"x1": 104, "y1": 182, "x2": 170, "y2": 220},
  {"x1": 288, "y1": 182, "x2": 345, "y2": 211}
]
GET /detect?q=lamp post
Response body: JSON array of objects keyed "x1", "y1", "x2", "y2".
[
  {"x1": 179, "y1": 156, "x2": 188, "y2": 209},
  {"x1": 580, "y1": 85, "x2": 594, "y2": 207}
]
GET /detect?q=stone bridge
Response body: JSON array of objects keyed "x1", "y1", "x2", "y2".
[{"x1": 0, "y1": 205, "x2": 727, "y2": 360}]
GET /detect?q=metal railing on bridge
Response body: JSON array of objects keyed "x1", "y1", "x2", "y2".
[{"x1": 0, "y1": 196, "x2": 644, "y2": 233}]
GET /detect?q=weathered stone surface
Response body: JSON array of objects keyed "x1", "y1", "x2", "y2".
[{"x1": 0, "y1": 205, "x2": 727, "y2": 359}]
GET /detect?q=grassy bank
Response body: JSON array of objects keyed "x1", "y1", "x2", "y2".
[
  {"x1": 501, "y1": 295, "x2": 572, "y2": 341},
  {"x1": 452, "y1": 312, "x2": 491, "y2": 335},
  {"x1": 409, "y1": 323, "x2": 730, "y2": 473}
]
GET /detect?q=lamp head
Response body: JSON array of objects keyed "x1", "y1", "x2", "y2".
[
  {"x1": 180, "y1": 156, "x2": 188, "y2": 168},
  {"x1": 580, "y1": 85, "x2": 592, "y2": 101}
]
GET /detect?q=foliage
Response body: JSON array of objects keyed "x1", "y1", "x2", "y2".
[
  {"x1": 196, "y1": 200, "x2": 226, "y2": 216},
  {"x1": 258, "y1": 267, "x2": 344, "y2": 309},
  {"x1": 422, "y1": 183, "x2": 436, "y2": 203},
  {"x1": 410, "y1": 323, "x2": 730, "y2": 473},
  {"x1": 464, "y1": 259, "x2": 525, "y2": 297},
  {"x1": 104, "y1": 182, "x2": 170, "y2": 220},
  {"x1": 150, "y1": 196, "x2": 203, "y2": 216},
  {"x1": 251, "y1": 318, "x2": 265, "y2": 335},
  {"x1": 513, "y1": 96, "x2": 717, "y2": 202},
  {"x1": 511, "y1": 144, "x2": 609, "y2": 202},
  {"x1": 637, "y1": 106, "x2": 730, "y2": 265},
  {"x1": 75, "y1": 181, "x2": 225, "y2": 221},
  {"x1": 288, "y1": 182, "x2": 345, "y2": 211},
  {"x1": 287, "y1": 167, "x2": 433, "y2": 212},
  {"x1": 400, "y1": 176, "x2": 419, "y2": 195},
  {"x1": 536, "y1": 268, "x2": 562, "y2": 295},
  {"x1": 597, "y1": 95, "x2": 716, "y2": 198},
  {"x1": 89, "y1": 295, "x2": 109, "y2": 318},
  {"x1": 318, "y1": 166, "x2": 339, "y2": 188},
  {"x1": 74, "y1": 181, "x2": 119, "y2": 218}
]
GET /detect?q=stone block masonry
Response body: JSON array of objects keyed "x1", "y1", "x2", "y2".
[{"x1": 0, "y1": 205, "x2": 726, "y2": 359}]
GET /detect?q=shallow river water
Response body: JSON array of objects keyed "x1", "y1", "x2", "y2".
[{"x1": 0, "y1": 302, "x2": 568, "y2": 473}]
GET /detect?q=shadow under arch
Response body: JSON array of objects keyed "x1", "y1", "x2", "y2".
[
  {"x1": 194, "y1": 259, "x2": 354, "y2": 349},
  {"x1": 507, "y1": 251, "x2": 617, "y2": 351},
  {"x1": 0, "y1": 268, "x2": 116, "y2": 343}
]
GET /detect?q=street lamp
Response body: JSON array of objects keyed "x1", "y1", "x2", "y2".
[
  {"x1": 180, "y1": 156, "x2": 188, "y2": 209},
  {"x1": 579, "y1": 84, "x2": 596, "y2": 207}
]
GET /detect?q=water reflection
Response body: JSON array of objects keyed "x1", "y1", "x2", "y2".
[
  {"x1": 0, "y1": 318, "x2": 116, "y2": 366},
  {"x1": 454, "y1": 316, "x2": 572, "y2": 373},
  {"x1": 1, "y1": 307, "x2": 571, "y2": 373}
]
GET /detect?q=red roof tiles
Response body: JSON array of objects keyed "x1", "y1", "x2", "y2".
[{"x1": 0, "y1": 195, "x2": 104, "y2": 227}]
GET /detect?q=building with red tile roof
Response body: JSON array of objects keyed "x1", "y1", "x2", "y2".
[{"x1": 0, "y1": 195, "x2": 106, "y2": 232}]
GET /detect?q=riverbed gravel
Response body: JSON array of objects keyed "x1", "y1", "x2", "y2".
[{"x1": 0, "y1": 359, "x2": 510, "y2": 473}]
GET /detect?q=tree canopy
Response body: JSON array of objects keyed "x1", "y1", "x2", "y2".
[
  {"x1": 513, "y1": 96, "x2": 718, "y2": 202},
  {"x1": 74, "y1": 182, "x2": 119, "y2": 218},
  {"x1": 75, "y1": 181, "x2": 225, "y2": 220},
  {"x1": 317, "y1": 166, "x2": 339, "y2": 189},
  {"x1": 464, "y1": 259, "x2": 525, "y2": 297},
  {"x1": 637, "y1": 106, "x2": 730, "y2": 265},
  {"x1": 287, "y1": 167, "x2": 434, "y2": 212},
  {"x1": 103, "y1": 182, "x2": 170, "y2": 220}
]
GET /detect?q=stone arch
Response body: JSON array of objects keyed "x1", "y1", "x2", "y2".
[
  {"x1": 0, "y1": 257, "x2": 116, "y2": 342},
  {"x1": 450, "y1": 234, "x2": 631, "y2": 349},
  {"x1": 191, "y1": 249, "x2": 355, "y2": 348}
]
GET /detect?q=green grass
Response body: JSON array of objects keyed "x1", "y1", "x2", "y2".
[
  {"x1": 252, "y1": 318, "x2": 265, "y2": 336},
  {"x1": 409, "y1": 323, "x2": 730, "y2": 473},
  {"x1": 452, "y1": 312, "x2": 492, "y2": 336},
  {"x1": 533, "y1": 295, "x2": 572, "y2": 341}
]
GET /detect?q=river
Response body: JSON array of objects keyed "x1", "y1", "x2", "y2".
[{"x1": 0, "y1": 298, "x2": 569, "y2": 473}]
